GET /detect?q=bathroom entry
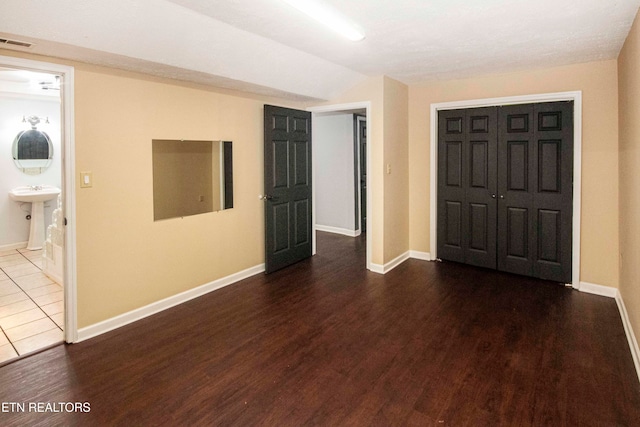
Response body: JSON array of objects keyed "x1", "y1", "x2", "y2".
[{"x1": 0, "y1": 66, "x2": 66, "y2": 363}]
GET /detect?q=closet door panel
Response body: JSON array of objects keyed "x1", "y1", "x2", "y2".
[
  {"x1": 437, "y1": 110, "x2": 466, "y2": 263},
  {"x1": 498, "y1": 104, "x2": 535, "y2": 277},
  {"x1": 531, "y1": 102, "x2": 573, "y2": 282},
  {"x1": 465, "y1": 108, "x2": 497, "y2": 268}
]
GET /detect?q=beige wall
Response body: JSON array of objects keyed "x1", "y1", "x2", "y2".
[
  {"x1": 383, "y1": 77, "x2": 409, "y2": 261},
  {"x1": 73, "y1": 67, "x2": 311, "y2": 327},
  {"x1": 618, "y1": 11, "x2": 640, "y2": 351},
  {"x1": 408, "y1": 60, "x2": 620, "y2": 288},
  {"x1": 0, "y1": 49, "x2": 309, "y2": 328}
]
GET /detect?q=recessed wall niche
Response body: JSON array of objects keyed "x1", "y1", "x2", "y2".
[{"x1": 152, "y1": 139, "x2": 233, "y2": 221}]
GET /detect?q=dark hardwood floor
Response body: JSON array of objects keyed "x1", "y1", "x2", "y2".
[{"x1": 0, "y1": 232, "x2": 639, "y2": 426}]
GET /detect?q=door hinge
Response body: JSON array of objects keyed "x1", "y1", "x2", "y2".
[{"x1": 64, "y1": 217, "x2": 68, "y2": 226}]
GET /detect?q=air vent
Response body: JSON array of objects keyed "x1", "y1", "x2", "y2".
[{"x1": 0, "y1": 38, "x2": 33, "y2": 48}]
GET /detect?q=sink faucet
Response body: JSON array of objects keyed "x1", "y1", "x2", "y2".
[{"x1": 29, "y1": 185, "x2": 43, "y2": 191}]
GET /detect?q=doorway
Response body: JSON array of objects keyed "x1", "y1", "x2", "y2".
[
  {"x1": 309, "y1": 102, "x2": 372, "y2": 271},
  {"x1": 437, "y1": 101, "x2": 573, "y2": 282},
  {"x1": 430, "y1": 91, "x2": 582, "y2": 287},
  {"x1": 0, "y1": 55, "x2": 77, "y2": 357}
]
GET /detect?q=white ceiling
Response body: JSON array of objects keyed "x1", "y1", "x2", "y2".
[{"x1": 0, "y1": 0, "x2": 638, "y2": 100}]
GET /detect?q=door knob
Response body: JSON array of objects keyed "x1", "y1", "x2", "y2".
[
  {"x1": 259, "y1": 194, "x2": 274, "y2": 201},
  {"x1": 491, "y1": 194, "x2": 496, "y2": 198},
  {"x1": 500, "y1": 195, "x2": 504, "y2": 199}
]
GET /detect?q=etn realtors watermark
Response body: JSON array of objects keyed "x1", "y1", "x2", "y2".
[{"x1": 2, "y1": 401, "x2": 91, "y2": 413}]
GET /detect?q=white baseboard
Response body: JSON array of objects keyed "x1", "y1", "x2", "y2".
[
  {"x1": 615, "y1": 291, "x2": 640, "y2": 384},
  {"x1": 369, "y1": 251, "x2": 410, "y2": 274},
  {"x1": 579, "y1": 281, "x2": 618, "y2": 298},
  {"x1": 77, "y1": 263, "x2": 265, "y2": 342},
  {"x1": 369, "y1": 250, "x2": 431, "y2": 274},
  {"x1": 0, "y1": 242, "x2": 27, "y2": 252},
  {"x1": 315, "y1": 224, "x2": 360, "y2": 237},
  {"x1": 579, "y1": 281, "x2": 640, "y2": 383},
  {"x1": 410, "y1": 250, "x2": 431, "y2": 261},
  {"x1": 369, "y1": 263, "x2": 384, "y2": 274}
]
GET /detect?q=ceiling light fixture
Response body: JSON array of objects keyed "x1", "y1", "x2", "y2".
[{"x1": 281, "y1": 0, "x2": 365, "y2": 42}]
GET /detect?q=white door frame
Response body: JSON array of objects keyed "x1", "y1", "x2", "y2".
[
  {"x1": 430, "y1": 91, "x2": 582, "y2": 288},
  {"x1": 0, "y1": 54, "x2": 77, "y2": 342},
  {"x1": 355, "y1": 115, "x2": 366, "y2": 233},
  {"x1": 307, "y1": 102, "x2": 372, "y2": 271}
]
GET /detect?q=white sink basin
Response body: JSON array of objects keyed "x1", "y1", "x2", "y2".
[
  {"x1": 8, "y1": 185, "x2": 61, "y2": 250},
  {"x1": 9, "y1": 185, "x2": 61, "y2": 203}
]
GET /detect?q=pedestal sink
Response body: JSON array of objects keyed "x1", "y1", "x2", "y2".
[{"x1": 9, "y1": 185, "x2": 61, "y2": 250}]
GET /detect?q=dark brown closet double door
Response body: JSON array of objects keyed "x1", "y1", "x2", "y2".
[{"x1": 437, "y1": 102, "x2": 573, "y2": 283}]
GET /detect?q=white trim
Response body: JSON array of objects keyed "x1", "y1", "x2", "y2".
[
  {"x1": 0, "y1": 55, "x2": 78, "y2": 343},
  {"x1": 308, "y1": 101, "x2": 372, "y2": 272},
  {"x1": 370, "y1": 251, "x2": 411, "y2": 274},
  {"x1": 369, "y1": 263, "x2": 384, "y2": 274},
  {"x1": 409, "y1": 250, "x2": 431, "y2": 261},
  {"x1": 355, "y1": 115, "x2": 366, "y2": 233},
  {"x1": 615, "y1": 291, "x2": 640, "y2": 384},
  {"x1": 77, "y1": 263, "x2": 265, "y2": 342},
  {"x1": 578, "y1": 281, "x2": 618, "y2": 298},
  {"x1": 315, "y1": 224, "x2": 360, "y2": 237},
  {"x1": 383, "y1": 251, "x2": 410, "y2": 272},
  {"x1": 0, "y1": 242, "x2": 27, "y2": 252},
  {"x1": 430, "y1": 91, "x2": 582, "y2": 286}
]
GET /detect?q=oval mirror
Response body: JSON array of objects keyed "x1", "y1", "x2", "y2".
[{"x1": 12, "y1": 116, "x2": 54, "y2": 175}]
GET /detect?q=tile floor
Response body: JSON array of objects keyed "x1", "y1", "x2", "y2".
[{"x1": 0, "y1": 248, "x2": 63, "y2": 364}]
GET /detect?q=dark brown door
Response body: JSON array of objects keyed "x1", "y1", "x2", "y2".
[
  {"x1": 264, "y1": 105, "x2": 312, "y2": 274},
  {"x1": 438, "y1": 101, "x2": 573, "y2": 283},
  {"x1": 358, "y1": 117, "x2": 367, "y2": 232},
  {"x1": 437, "y1": 107, "x2": 498, "y2": 269},
  {"x1": 498, "y1": 102, "x2": 573, "y2": 282}
]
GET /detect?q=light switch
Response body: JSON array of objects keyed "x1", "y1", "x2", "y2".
[
  {"x1": 386, "y1": 164, "x2": 391, "y2": 174},
  {"x1": 80, "y1": 171, "x2": 93, "y2": 188}
]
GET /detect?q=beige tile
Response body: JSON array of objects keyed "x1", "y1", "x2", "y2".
[
  {"x1": 0, "y1": 331, "x2": 9, "y2": 346},
  {"x1": 24, "y1": 256, "x2": 43, "y2": 266},
  {"x1": 0, "y1": 299, "x2": 38, "y2": 319},
  {"x1": 0, "y1": 249, "x2": 20, "y2": 257},
  {"x1": 20, "y1": 248, "x2": 42, "y2": 257},
  {"x1": 18, "y1": 248, "x2": 41, "y2": 255},
  {"x1": 0, "y1": 254, "x2": 29, "y2": 268},
  {"x1": 30, "y1": 260, "x2": 43, "y2": 269},
  {"x1": 0, "y1": 292, "x2": 29, "y2": 307},
  {"x1": 25, "y1": 284, "x2": 62, "y2": 298},
  {"x1": 13, "y1": 273, "x2": 54, "y2": 289},
  {"x1": 0, "y1": 344, "x2": 18, "y2": 363},
  {"x1": 40, "y1": 301, "x2": 64, "y2": 316},
  {"x1": 0, "y1": 308, "x2": 47, "y2": 330},
  {"x1": 33, "y1": 291, "x2": 63, "y2": 306},
  {"x1": 0, "y1": 270, "x2": 8, "y2": 281},
  {"x1": 13, "y1": 328, "x2": 63, "y2": 355},
  {"x1": 3, "y1": 263, "x2": 40, "y2": 278},
  {"x1": 0, "y1": 280, "x2": 22, "y2": 297},
  {"x1": 4, "y1": 317, "x2": 58, "y2": 342},
  {"x1": 50, "y1": 312, "x2": 64, "y2": 329}
]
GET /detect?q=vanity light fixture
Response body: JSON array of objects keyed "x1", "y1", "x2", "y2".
[
  {"x1": 281, "y1": 0, "x2": 365, "y2": 41},
  {"x1": 22, "y1": 115, "x2": 49, "y2": 127}
]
